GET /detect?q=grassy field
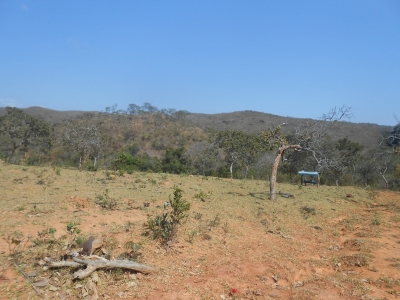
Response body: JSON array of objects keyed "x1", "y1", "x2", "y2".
[{"x1": 0, "y1": 161, "x2": 399, "y2": 299}]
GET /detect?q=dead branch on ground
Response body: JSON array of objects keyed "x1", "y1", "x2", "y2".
[{"x1": 45, "y1": 257, "x2": 156, "y2": 279}]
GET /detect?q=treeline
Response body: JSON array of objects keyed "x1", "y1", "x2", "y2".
[
  {"x1": 104, "y1": 102, "x2": 190, "y2": 119},
  {"x1": 0, "y1": 105, "x2": 399, "y2": 190}
]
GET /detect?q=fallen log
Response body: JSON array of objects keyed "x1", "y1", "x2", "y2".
[{"x1": 45, "y1": 257, "x2": 157, "y2": 279}]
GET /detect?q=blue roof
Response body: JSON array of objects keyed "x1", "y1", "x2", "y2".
[{"x1": 298, "y1": 170, "x2": 319, "y2": 176}]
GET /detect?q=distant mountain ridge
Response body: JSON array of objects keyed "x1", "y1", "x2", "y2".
[
  {"x1": 0, "y1": 106, "x2": 94, "y2": 124},
  {"x1": 0, "y1": 106, "x2": 392, "y2": 149},
  {"x1": 185, "y1": 110, "x2": 392, "y2": 148}
]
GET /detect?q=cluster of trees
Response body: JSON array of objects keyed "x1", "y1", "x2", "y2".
[
  {"x1": 104, "y1": 102, "x2": 190, "y2": 120},
  {"x1": 0, "y1": 107, "x2": 53, "y2": 164},
  {"x1": 1, "y1": 105, "x2": 399, "y2": 194}
]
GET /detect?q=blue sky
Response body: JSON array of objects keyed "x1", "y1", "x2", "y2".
[{"x1": 0, "y1": 1, "x2": 399, "y2": 125}]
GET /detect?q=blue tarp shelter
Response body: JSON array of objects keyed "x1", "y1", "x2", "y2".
[{"x1": 298, "y1": 170, "x2": 320, "y2": 186}]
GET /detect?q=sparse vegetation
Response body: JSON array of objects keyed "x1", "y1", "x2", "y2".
[
  {"x1": 0, "y1": 157, "x2": 399, "y2": 298},
  {"x1": 95, "y1": 188, "x2": 118, "y2": 210},
  {"x1": 1, "y1": 105, "x2": 399, "y2": 190},
  {"x1": 300, "y1": 206, "x2": 316, "y2": 219},
  {"x1": 144, "y1": 187, "x2": 190, "y2": 244}
]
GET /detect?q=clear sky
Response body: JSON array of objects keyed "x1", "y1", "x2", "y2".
[{"x1": 0, "y1": 1, "x2": 399, "y2": 125}]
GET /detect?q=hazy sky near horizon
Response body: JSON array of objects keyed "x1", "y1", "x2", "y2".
[{"x1": 0, "y1": 1, "x2": 399, "y2": 125}]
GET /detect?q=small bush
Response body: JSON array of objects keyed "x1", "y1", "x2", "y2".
[
  {"x1": 300, "y1": 206, "x2": 316, "y2": 219},
  {"x1": 117, "y1": 241, "x2": 142, "y2": 261},
  {"x1": 371, "y1": 212, "x2": 381, "y2": 226},
  {"x1": 144, "y1": 187, "x2": 190, "y2": 244},
  {"x1": 66, "y1": 221, "x2": 81, "y2": 235},
  {"x1": 4, "y1": 231, "x2": 30, "y2": 256},
  {"x1": 194, "y1": 191, "x2": 207, "y2": 200},
  {"x1": 32, "y1": 227, "x2": 58, "y2": 247},
  {"x1": 95, "y1": 189, "x2": 118, "y2": 210}
]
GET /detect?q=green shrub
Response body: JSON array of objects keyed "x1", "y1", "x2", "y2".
[
  {"x1": 194, "y1": 191, "x2": 207, "y2": 200},
  {"x1": 117, "y1": 241, "x2": 142, "y2": 261},
  {"x1": 32, "y1": 227, "x2": 58, "y2": 247},
  {"x1": 144, "y1": 187, "x2": 190, "y2": 244},
  {"x1": 66, "y1": 221, "x2": 81, "y2": 235}
]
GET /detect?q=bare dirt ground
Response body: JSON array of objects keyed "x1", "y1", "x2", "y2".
[{"x1": 0, "y1": 162, "x2": 399, "y2": 299}]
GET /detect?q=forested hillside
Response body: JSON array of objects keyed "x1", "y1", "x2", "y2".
[{"x1": 0, "y1": 104, "x2": 399, "y2": 190}]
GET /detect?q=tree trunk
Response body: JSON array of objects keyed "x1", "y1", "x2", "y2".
[
  {"x1": 230, "y1": 162, "x2": 234, "y2": 179},
  {"x1": 270, "y1": 145, "x2": 301, "y2": 200},
  {"x1": 381, "y1": 174, "x2": 389, "y2": 189},
  {"x1": 244, "y1": 165, "x2": 249, "y2": 179},
  {"x1": 79, "y1": 155, "x2": 83, "y2": 170},
  {"x1": 270, "y1": 150, "x2": 282, "y2": 200}
]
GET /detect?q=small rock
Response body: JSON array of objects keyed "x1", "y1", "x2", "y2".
[
  {"x1": 33, "y1": 279, "x2": 48, "y2": 287},
  {"x1": 48, "y1": 285, "x2": 59, "y2": 292},
  {"x1": 91, "y1": 272, "x2": 99, "y2": 283},
  {"x1": 253, "y1": 289, "x2": 262, "y2": 295},
  {"x1": 276, "y1": 285, "x2": 287, "y2": 290},
  {"x1": 38, "y1": 260, "x2": 46, "y2": 266},
  {"x1": 293, "y1": 281, "x2": 303, "y2": 287},
  {"x1": 220, "y1": 295, "x2": 226, "y2": 300},
  {"x1": 127, "y1": 281, "x2": 138, "y2": 287}
]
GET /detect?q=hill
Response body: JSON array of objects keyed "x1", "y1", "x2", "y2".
[
  {"x1": 0, "y1": 106, "x2": 93, "y2": 124},
  {"x1": 0, "y1": 106, "x2": 393, "y2": 149},
  {"x1": 186, "y1": 110, "x2": 392, "y2": 149}
]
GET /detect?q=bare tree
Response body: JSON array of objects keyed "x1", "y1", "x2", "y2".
[
  {"x1": 185, "y1": 142, "x2": 222, "y2": 176},
  {"x1": 263, "y1": 106, "x2": 352, "y2": 200},
  {"x1": 62, "y1": 115, "x2": 107, "y2": 170},
  {"x1": 381, "y1": 115, "x2": 400, "y2": 154},
  {"x1": 262, "y1": 125, "x2": 302, "y2": 200}
]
